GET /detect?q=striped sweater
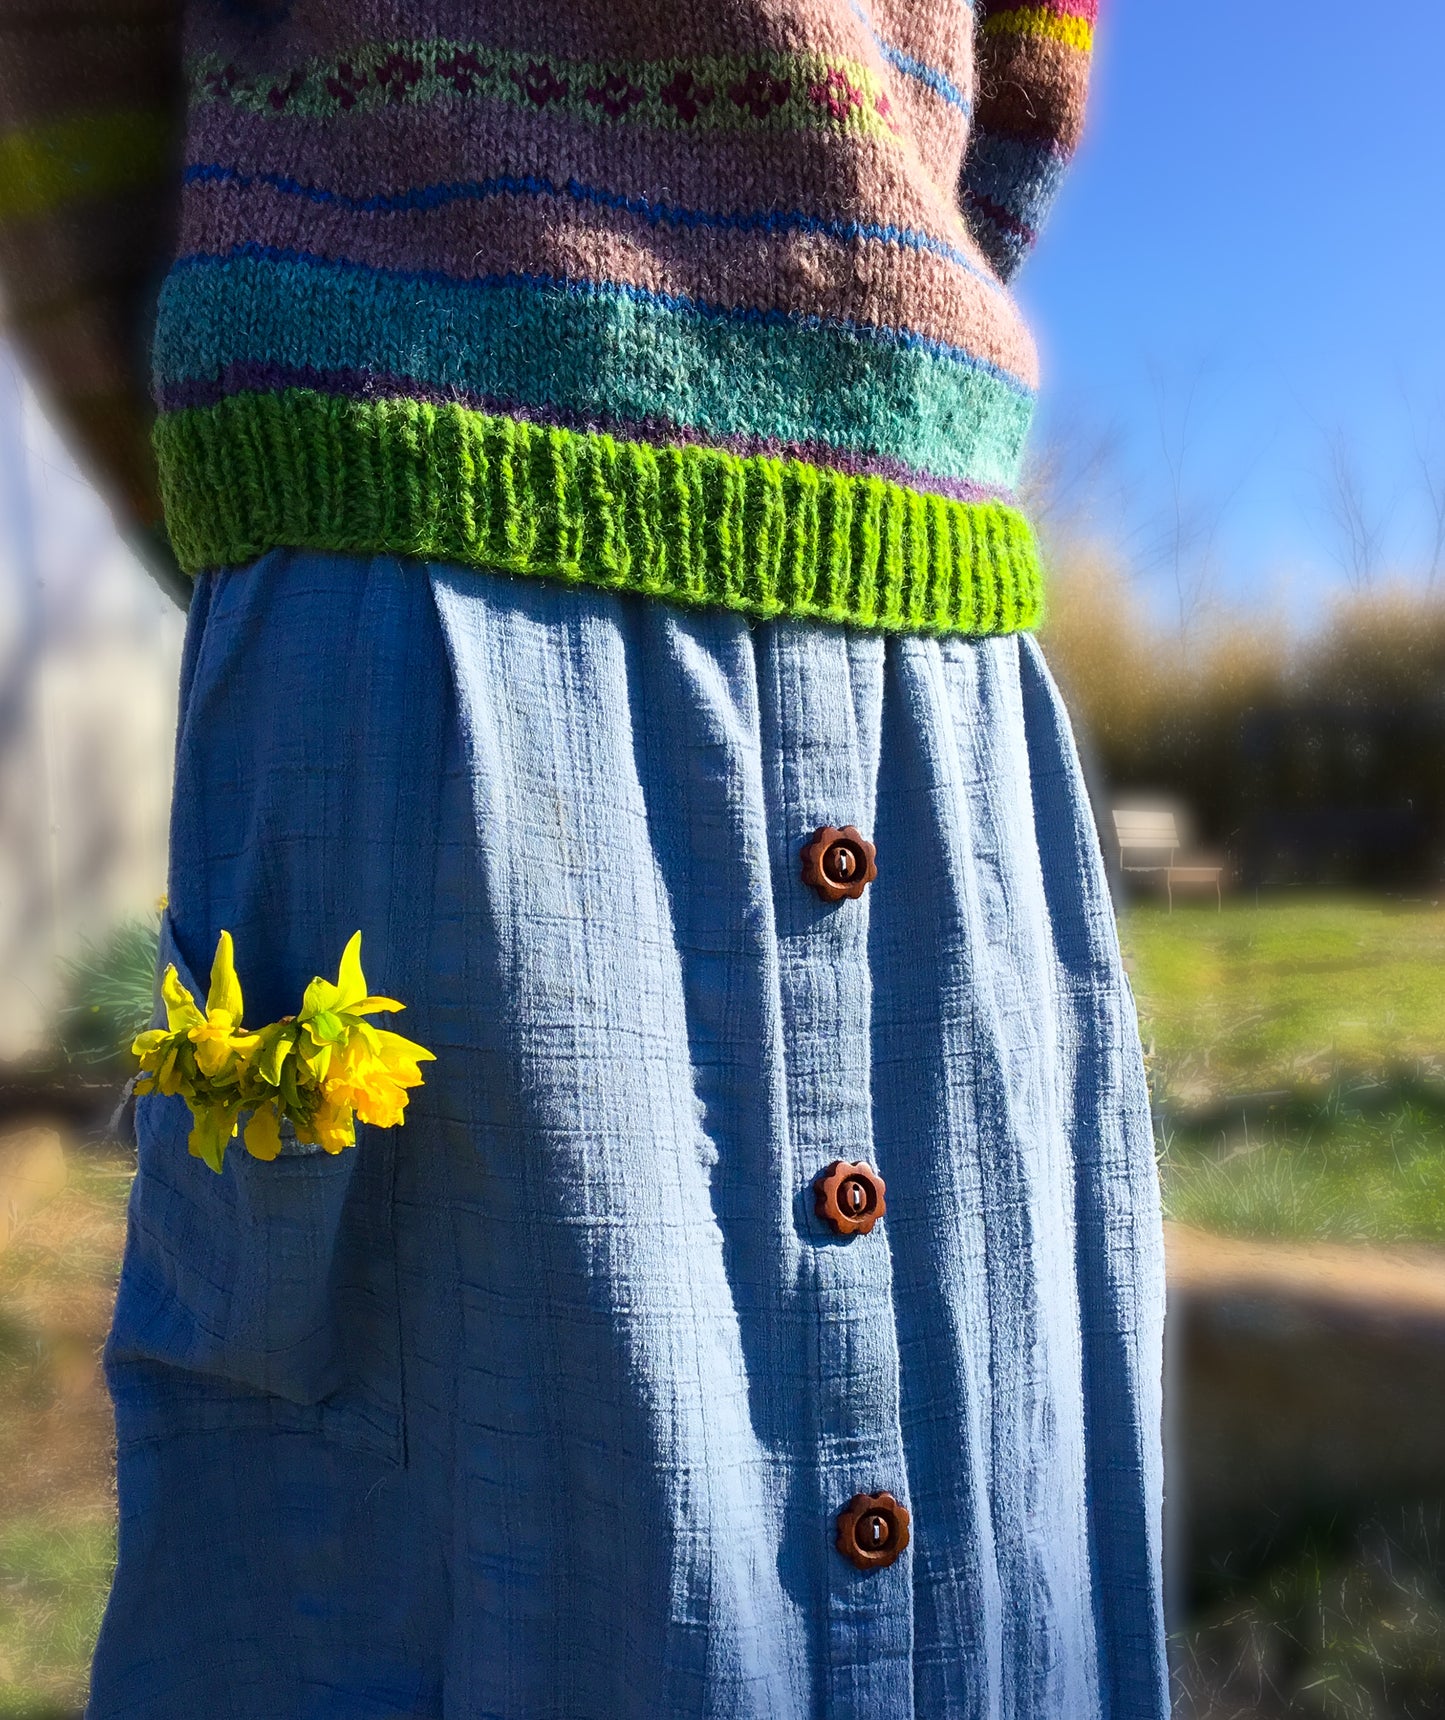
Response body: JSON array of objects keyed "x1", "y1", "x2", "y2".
[{"x1": 0, "y1": 0, "x2": 1096, "y2": 633}]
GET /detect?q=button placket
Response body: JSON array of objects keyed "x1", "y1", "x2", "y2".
[{"x1": 764, "y1": 634, "x2": 911, "y2": 1715}]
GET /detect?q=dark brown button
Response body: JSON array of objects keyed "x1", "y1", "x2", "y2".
[
  {"x1": 813, "y1": 1159, "x2": 886, "y2": 1236},
  {"x1": 836, "y1": 1491, "x2": 910, "y2": 1571},
  {"x1": 801, "y1": 826, "x2": 877, "y2": 903}
]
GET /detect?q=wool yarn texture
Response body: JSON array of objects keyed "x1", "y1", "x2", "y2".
[{"x1": 0, "y1": 0, "x2": 1097, "y2": 634}]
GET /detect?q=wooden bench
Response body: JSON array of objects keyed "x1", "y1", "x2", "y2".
[{"x1": 1112, "y1": 806, "x2": 1224, "y2": 910}]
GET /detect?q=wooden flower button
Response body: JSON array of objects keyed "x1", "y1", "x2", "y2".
[
  {"x1": 836, "y1": 1491, "x2": 910, "y2": 1571},
  {"x1": 813, "y1": 1159, "x2": 886, "y2": 1236},
  {"x1": 800, "y1": 826, "x2": 877, "y2": 902}
]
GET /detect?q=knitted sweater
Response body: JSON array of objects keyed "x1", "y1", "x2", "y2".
[{"x1": 0, "y1": 0, "x2": 1096, "y2": 633}]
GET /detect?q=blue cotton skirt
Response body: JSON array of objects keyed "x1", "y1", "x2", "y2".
[{"x1": 91, "y1": 552, "x2": 1167, "y2": 1720}]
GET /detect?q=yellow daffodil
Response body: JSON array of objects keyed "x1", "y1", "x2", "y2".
[
  {"x1": 323, "y1": 1020, "x2": 435, "y2": 1129},
  {"x1": 134, "y1": 934, "x2": 258, "y2": 1080},
  {"x1": 327, "y1": 1051, "x2": 407, "y2": 1128},
  {"x1": 295, "y1": 932, "x2": 403, "y2": 1076},
  {"x1": 132, "y1": 928, "x2": 434, "y2": 1173},
  {"x1": 133, "y1": 966, "x2": 202, "y2": 1093}
]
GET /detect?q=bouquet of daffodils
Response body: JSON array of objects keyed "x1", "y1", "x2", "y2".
[{"x1": 133, "y1": 931, "x2": 435, "y2": 1171}]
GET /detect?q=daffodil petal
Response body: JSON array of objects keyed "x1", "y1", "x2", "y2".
[
  {"x1": 302, "y1": 975, "x2": 339, "y2": 1019},
  {"x1": 374, "y1": 1029, "x2": 437, "y2": 1080},
  {"x1": 378, "y1": 1030, "x2": 435, "y2": 1063},
  {"x1": 243, "y1": 1104, "x2": 283, "y2": 1161},
  {"x1": 308, "y1": 1093, "x2": 356, "y2": 1154},
  {"x1": 333, "y1": 931, "x2": 368, "y2": 1011},
  {"x1": 206, "y1": 930, "x2": 244, "y2": 1023},
  {"x1": 160, "y1": 965, "x2": 202, "y2": 1032}
]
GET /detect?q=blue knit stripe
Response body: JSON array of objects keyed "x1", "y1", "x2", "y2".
[
  {"x1": 154, "y1": 251, "x2": 1037, "y2": 489},
  {"x1": 964, "y1": 131, "x2": 1067, "y2": 237},
  {"x1": 181, "y1": 162, "x2": 1001, "y2": 291},
  {"x1": 847, "y1": 0, "x2": 972, "y2": 113}
]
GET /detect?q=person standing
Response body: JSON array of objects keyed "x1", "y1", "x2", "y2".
[{"x1": 0, "y1": 2, "x2": 1167, "y2": 1714}]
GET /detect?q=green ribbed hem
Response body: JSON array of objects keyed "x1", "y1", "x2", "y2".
[{"x1": 155, "y1": 390, "x2": 1044, "y2": 637}]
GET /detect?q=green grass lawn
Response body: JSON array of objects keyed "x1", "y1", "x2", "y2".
[
  {"x1": 0, "y1": 1144, "x2": 130, "y2": 1718},
  {"x1": 0, "y1": 1517, "x2": 114, "y2": 1719},
  {"x1": 1121, "y1": 895, "x2": 1445, "y2": 1245}
]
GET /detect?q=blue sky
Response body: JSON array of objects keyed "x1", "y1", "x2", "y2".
[{"x1": 1020, "y1": 0, "x2": 1445, "y2": 619}]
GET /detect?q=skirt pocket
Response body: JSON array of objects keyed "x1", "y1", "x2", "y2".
[{"x1": 104, "y1": 915, "x2": 404, "y2": 1463}]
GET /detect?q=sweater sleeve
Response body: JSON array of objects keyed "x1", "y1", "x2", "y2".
[
  {"x1": 0, "y1": 0, "x2": 189, "y2": 603},
  {"x1": 960, "y1": 1, "x2": 1098, "y2": 283}
]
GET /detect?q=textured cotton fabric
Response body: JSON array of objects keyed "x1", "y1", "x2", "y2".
[
  {"x1": 94, "y1": 551, "x2": 1167, "y2": 1719},
  {"x1": 0, "y1": 0, "x2": 1096, "y2": 623}
]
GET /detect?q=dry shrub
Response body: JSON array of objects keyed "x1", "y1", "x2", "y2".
[
  {"x1": 1038, "y1": 550, "x2": 1445, "y2": 886},
  {"x1": 1303, "y1": 583, "x2": 1445, "y2": 704},
  {"x1": 1040, "y1": 544, "x2": 1282, "y2": 767},
  {"x1": 1036, "y1": 543, "x2": 1167, "y2": 752}
]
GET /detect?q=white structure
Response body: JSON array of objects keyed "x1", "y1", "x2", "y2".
[
  {"x1": 0, "y1": 352, "x2": 184, "y2": 1058},
  {"x1": 1112, "y1": 802, "x2": 1224, "y2": 911}
]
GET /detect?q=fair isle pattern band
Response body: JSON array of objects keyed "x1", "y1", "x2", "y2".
[
  {"x1": 190, "y1": 44, "x2": 912, "y2": 140},
  {"x1": 154, "y1": 391, "x2": 1044, "y2": 637}
]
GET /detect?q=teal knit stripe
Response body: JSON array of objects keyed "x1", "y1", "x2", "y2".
[
  {"x1": 154, "y1": 390, "x2": 1044, "y2": 636},
  {"x1": 156, "y1": 252, "x2": 1036, "y2": 490}
]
